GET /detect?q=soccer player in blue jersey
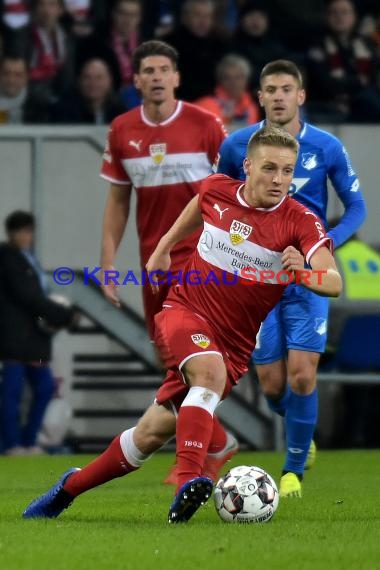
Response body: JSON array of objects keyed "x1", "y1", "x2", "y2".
[{"x1": 217, "y1": 59, "x2": 367, "y2": 498}]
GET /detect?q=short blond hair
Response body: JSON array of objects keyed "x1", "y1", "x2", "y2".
[{"x1": 247, "y1": 126, "x2": 299, "y2": 157}]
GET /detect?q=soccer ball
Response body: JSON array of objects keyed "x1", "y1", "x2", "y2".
[{"x1": 214, "y1": 465, "x2": 279, "y2": 523}]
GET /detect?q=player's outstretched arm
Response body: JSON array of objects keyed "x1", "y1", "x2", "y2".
[
  {"x1": 282, "y1": 246, "x2": 342, "y2": 297},
  {"x1": 146, "y1": 195, "x2": 203, "y2": 291},
  {"x1": 100, "y1": 183, "x2": 132, "y2": 307}
]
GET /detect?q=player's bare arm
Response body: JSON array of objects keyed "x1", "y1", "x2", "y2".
[
  {"x1": 146, "y1": 195, "x2": 203, "y2": 292},
  {"x1": 100, "y1": 183, "x2": 132, "y2": 307},
  {"x1": 282, "y1": 245, "x2": 342, "y2": 297}
]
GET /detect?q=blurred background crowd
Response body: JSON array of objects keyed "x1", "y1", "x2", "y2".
[{"x1": 1, "y1": 0, "x2": 380, "y2": 129}]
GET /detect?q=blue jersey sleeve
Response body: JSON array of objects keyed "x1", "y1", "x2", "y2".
[{"x1": 326, "y1": 141, "x2": 367, "y2": 248}]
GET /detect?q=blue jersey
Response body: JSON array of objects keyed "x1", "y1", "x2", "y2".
[{"x1": 217, "y1": 121, "x2": 367, "y2": 247}]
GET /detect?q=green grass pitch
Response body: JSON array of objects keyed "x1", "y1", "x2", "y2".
[{"x1": 0, "y1": 450, "x2": 379, "y2": 570}]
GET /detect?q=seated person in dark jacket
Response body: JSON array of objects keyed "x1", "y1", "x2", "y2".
[
  {"x1": 0, "y1": 211, "x2": 76, "y2": 455},
  {"x1": 0, "y1": 55, "x2": 52, "y2": 123},
  {"x1": 307, "y1": 0, "x2": 380, "y2": 122},
  {"x1": 51, "y1": 57, "x2": 126, "y2": 123},
  {"x1": 232, "y1": 1, "x2": 290, "y2": 89},
  {"x1": 163, "y1": 0, "x2": 227, "y2": 101}
]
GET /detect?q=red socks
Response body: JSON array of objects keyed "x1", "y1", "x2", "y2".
[
  {"x1": 63, "y1": 435, "x2": 137, "y2": 497},
  {"x1": 175, "y1": 406, "x2": 214, "y2": 491},
  {"x1": 208, "y1": 415, "x2": 228, "y2": 454}
]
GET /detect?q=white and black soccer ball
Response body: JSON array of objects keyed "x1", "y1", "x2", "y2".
[{"x1": 214, "y1": 465, "x2": 279, "y2": 523}]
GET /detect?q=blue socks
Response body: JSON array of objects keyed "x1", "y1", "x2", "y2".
[
  {"x1": 283, "y1": 389, "x2": 318, "y2": 475},
  {"x1": 266, "y1": 386, "x2": 318, "y2": 475}
]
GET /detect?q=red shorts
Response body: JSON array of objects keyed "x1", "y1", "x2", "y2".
[
  {"x1": 142, "y1": 280, "x2": 170, "y2": 339},
  {"x1": 154, "y1": 304, "x2": 248, "y2": 411}
]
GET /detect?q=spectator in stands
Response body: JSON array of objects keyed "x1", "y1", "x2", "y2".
[
  {"x1": 163, "y1": 0, "x2": 227, "y2": 101},
  {"x1": 77, "y1": 0, "x2": 143, "y2": 88},
  {"x1": 232, "y1": 1, "x2": 289, "y2": 89},
  {"x1": 104, "y1": 0, "x2": 143, "y2": 87},
  {"x1": 370, "y1": 9, "x2": 380, "y2": 56},
  {"x1": 62, "y1": 0, "x2": 105, "y2": 39},
  {"x1": 51, "y1": 57, "x2": 126, "y2": 123},
  {"x1": 0, "y1": 54, "x2": 51, "y2": 122},
  {"x1": 0, "y1": 211, "x2": 76, "y2": 456},
  {"x1": 28, "y1": 0, "x2": 74, "y2": 101},
  {"x1": 194, "y1": 53, "x2": 260, "y2": 131},
  {"x1": 307, "y1": 0, "x2": 380, "y2": 123},
  {"x1": 260, "y1": 0, "x2": 325, "y2": 55},
  {"x1": 0, "y1": 0, "x2": 31, "y2": 55}
]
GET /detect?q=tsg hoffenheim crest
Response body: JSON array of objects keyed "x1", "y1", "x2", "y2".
[
  {"x1": 302, "y1": 153, "x2": 317, "y2": 170},
  {"x1": 149, "y1": 143, "x2": 166, "y2": 164},
  {"x1": 314, "y1": 318, "x2": 327, "y2": 335},
  {"x1": 229, "y1": 219, "x2": 253, "y2": 246}
]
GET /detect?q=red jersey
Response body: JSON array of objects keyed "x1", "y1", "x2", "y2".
[
  {"x1": 165, "y1": 174, "x2": 332, "y2": 365},
  {"x1": 100, "y1": 101, "x2": 226, "y2": 268}
]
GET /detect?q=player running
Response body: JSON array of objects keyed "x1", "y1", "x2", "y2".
[
  {"x1": 100, "y1": 39, "x2": 237, "y2": 482},
  {"x1": 217, "y1": 59, "x2": 366, "y2": 498},
  {"x1": 23, "y1": 127, "x2": 342, "y2": 524}
]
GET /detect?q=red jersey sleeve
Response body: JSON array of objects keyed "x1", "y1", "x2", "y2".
[
  {"x1": 294, "y1": 209, "x2": 333, "y2": 264},
  {"x1": 197, "y1": 173, "x2": 223, "y2": 211},
  {"x1": 204, "y1": 115, "x2": 228, "y2": 170},
  {"x1": 100, "y1": 122, "x2": 131, "y2": 185}
]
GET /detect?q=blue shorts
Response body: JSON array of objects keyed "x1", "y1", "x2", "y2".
[{"x1": 253, "y1": 285, "x2": 329, "y2": 365}]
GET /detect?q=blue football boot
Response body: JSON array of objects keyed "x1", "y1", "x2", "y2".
[
  {"x1": 23, "y1": 467, "x2": 80, "y2": 519},
  {"x1": 168, "y1": 476, "x2": 213, "y2": 523}
]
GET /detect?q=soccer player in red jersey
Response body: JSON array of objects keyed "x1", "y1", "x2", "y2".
[
  {"x1": 23, "y1": 126, "x2": 342, "y2": 523},
  {"x1": 100, "y1": 39, "x2": 226, "y2": 333},
  {"x1": 99, "y1": 39, "x2": 236, "y2": 483}
]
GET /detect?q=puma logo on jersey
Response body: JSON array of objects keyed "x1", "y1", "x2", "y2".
[
  {"x1": 213, "y1": 203, "x2": 229, "y2": 219},
  {"x1": 129, "y1": 139, "x2": 142, "y2": 151}
]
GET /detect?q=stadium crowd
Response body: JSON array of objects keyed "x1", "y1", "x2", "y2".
[{"x1": 1, "y1": 0, "x2": 380, "y2": 127}]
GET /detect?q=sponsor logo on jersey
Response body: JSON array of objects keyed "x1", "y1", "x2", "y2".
[
  {"x1": 301, "y1": 153, "x2": 318, "y2": 170},
  {"x1": 342, "y1": 146, "x2": 355, "y2": 176},
  {"x1": 102, "y1": 139, "x2": 112, "y2": 163},
  {"x1": 129, "y1": 139, "x2": 142, "y2": 152},
  {"x1": 229, "y1": 219, "x2": 253, "y2": 246},
  {"x1": 149, "y1": 143, "x2": 166, "y2": 164},
  {"x1": 191, "y1": 334, "x2": 211, "y2": 348},
  {"x1": 213, "y1": 203, "x2": 229, "y2": 219},
  {"x1": 288, "y1": 177, "x2": 310, "y2": 196},
  {"x1": 350, "y1": 178, "x2": 360, "y2": 192},
  {"x1": 130, "y1": 163, "x2": 146, "y2": 187},
  {"x1": 314, "y1": 221, "x2": 325, "y2": 239},
  {"x1": 314, "y1": 318, "x2": 327, "y2": 335},
  {"x1": 199, "y1": 230, "x2": 213, "y2": 253},
  {"x1": 303, "y1": 212, "x2": 325, "y2": 238}
]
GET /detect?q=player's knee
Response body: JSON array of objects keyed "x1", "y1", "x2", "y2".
[
  {"x1": 256, "y1": 369, "x2": 285, "y2": 399},
  {"x1": 187, "y1": 370, "x2": 225, "y2": 396},
  {"x1": 288, "y1": 369, "x2": 316, "y2": 394},
  {"x1": 184, "y1": 356, "x2": 227, "y2": 396}
]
